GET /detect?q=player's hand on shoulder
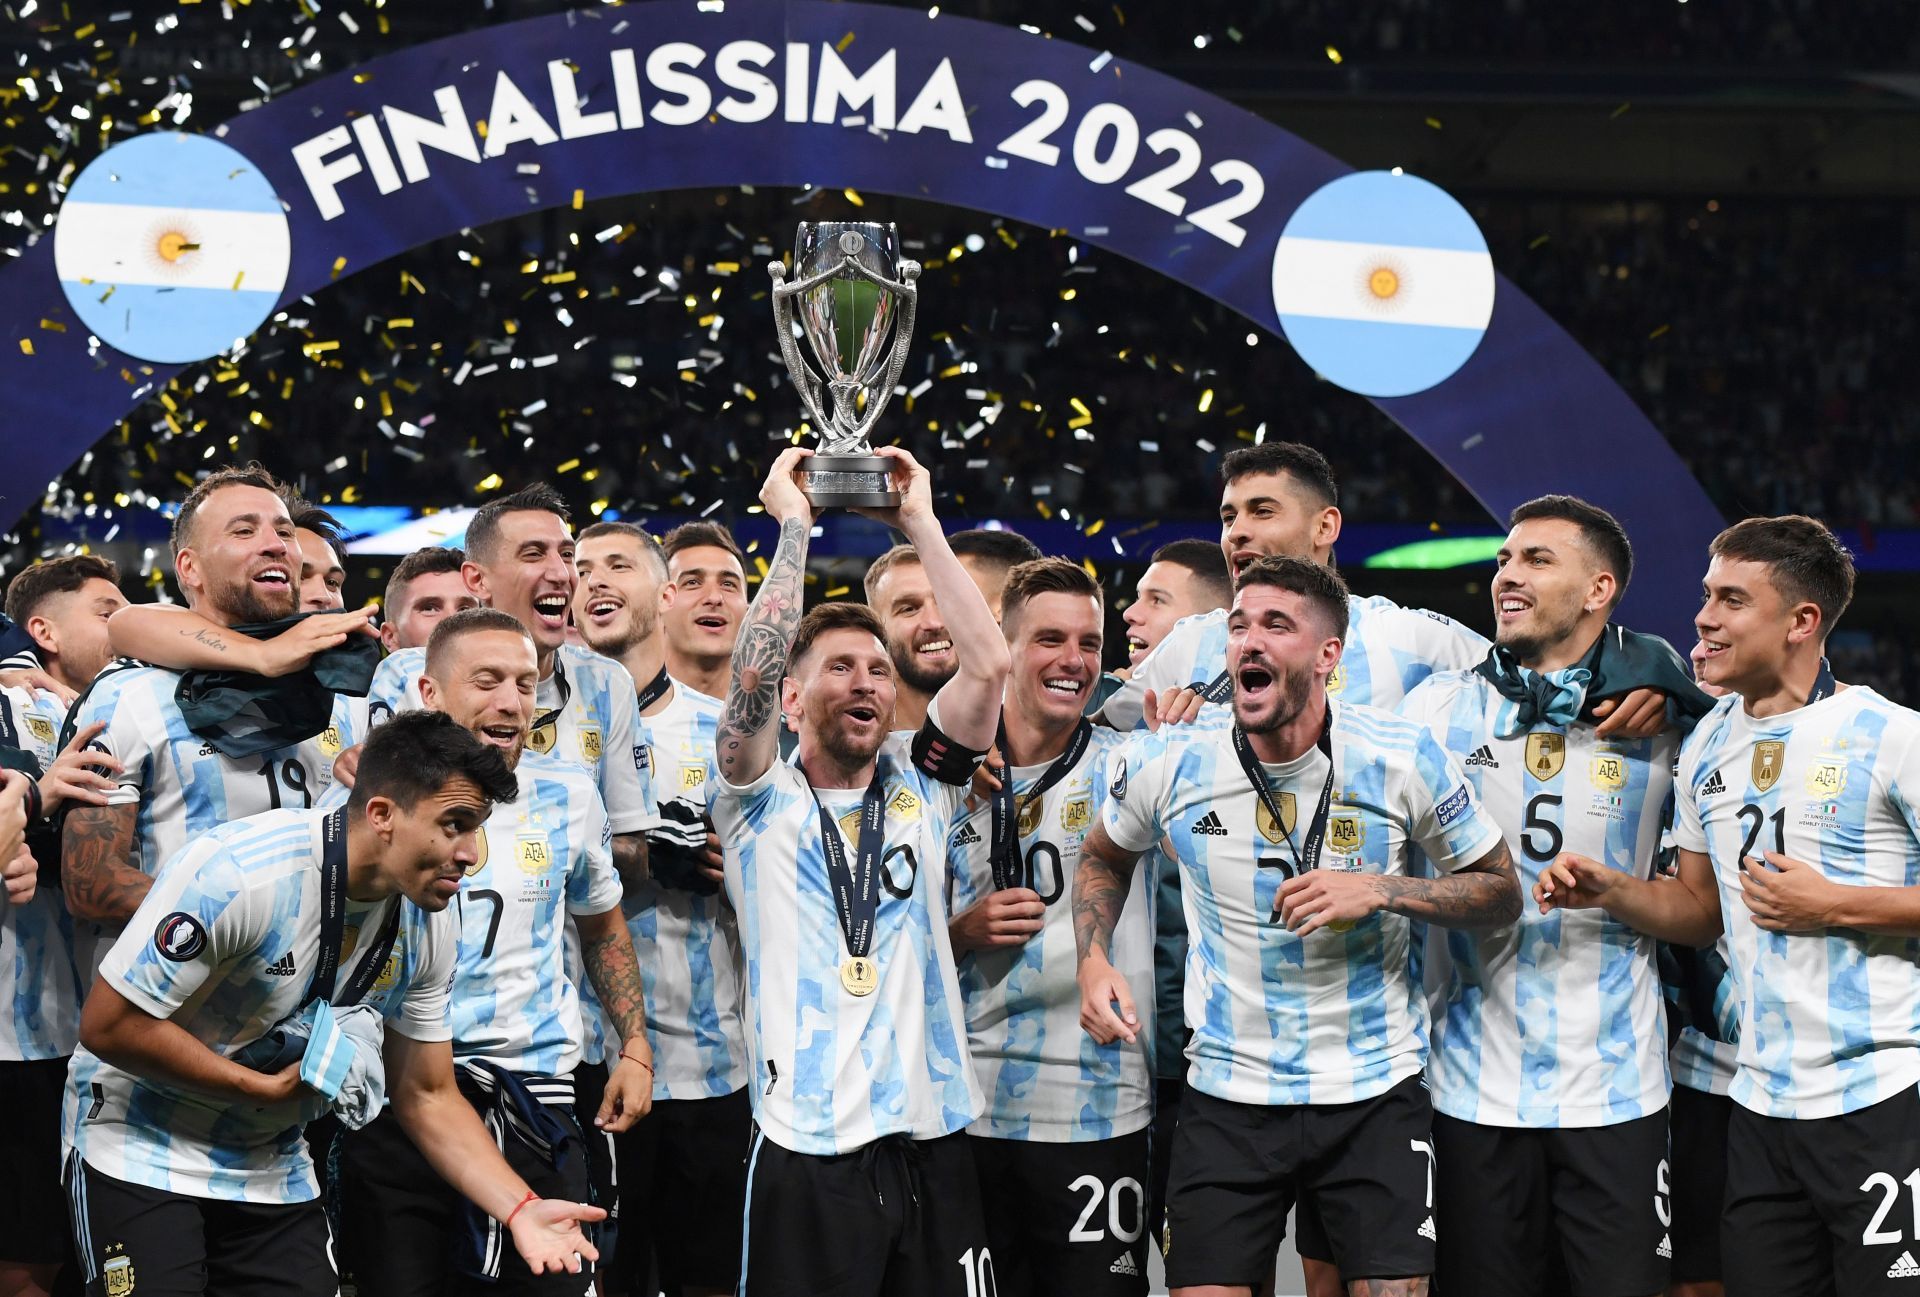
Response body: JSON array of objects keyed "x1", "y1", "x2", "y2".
[
  {"x1": 1077, "y1": 955, "x2": 1139, "y2": 1046},
  {"x1": 949, "y1": 887, "x2": 1044, "y2": 952},
  {"x1": 1534, "y1": 852, "x2": 1616, "y2": 913},
  {"x1": 1591, "y1": 687, "x2": 1669, "y2": 739},
  {"x1": 255, "y1": 604, "x2": 379, "y2": 677},
  {"x1": 508, "y1": 1196, "x2": 606, "y2": 1274},
  {"x1": 1142, "y1": 686, "x2": 1204, "y2": 732},
  {"x1": 37, "y1": 720, "x2": 122, "y2": 815},
  {"x1": 0, "y1": 666, "x2": 76, "y2": 706}
]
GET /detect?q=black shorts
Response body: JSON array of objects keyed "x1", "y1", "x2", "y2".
[
  {"x1": 1163, "y1": 1075, "x2": 1436, "y2": 1289},
  {"x1": 1433, "y1": 1108, "x2": 1669, "y2": 1297},
  {"x1": 65, "y1": 1154, "x2": 334, "y2": 1297},
  {"x1": 1146, "y1": 1077, "x2": 1182, "y2": 1256},
  {"x1": 969, "y1": 1129, "x2": 1150, "y2": 1297},
  {"x1": 739, "y1": 1129, "x2": 989, "y2": 1297},
  {"x1": 1723, "y1": 1085, "x2": 1920, "y2": 1297},
  {"x1": 572, "y1": 1059, "x2": 619, "y2": 1254},
  {"x1": 337, "y1": 1088, "x2": 594, "y2": 1297},
  {"x1": 0, "y1": 1057, "x2": 74, "y2": 1265},
  {"x1": 1669, "y1": 1083, "x2": 1732, "y2": 1284},
  {"x1": 608, "y1": 1087, "x2": 752, "y2": 1294}
]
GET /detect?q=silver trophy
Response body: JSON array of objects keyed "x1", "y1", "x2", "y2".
[{"x1": 768, "y1": 221, "x2": 921, "y2": 508}]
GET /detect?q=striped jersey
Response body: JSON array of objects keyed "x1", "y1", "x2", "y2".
[
  {"x1": 1401, "y1": 668, "x2": 1674, "y2": 1127},
  {"x1": 712, "y1": 725, "x2": 982, "y2": 1155},
  {"x1": 64, "y1": 809, "x2": 455, "y2": 1203},
  {"x1": 947, "y1": 725, "x2": 1152, "y2": 1142},
  {"x1": 449, "y1": 752, "x2": 621, "y2": 1077},
  {"x1": 1101, "y1": 700, "x2": 1503, "y2": 1107},
  {"x1": 1673, "y1": 687, "x2": 1920, "y2": 1119},
  {"x1": 1099, "y1": 595, "x2": 1488, "y2": 732},
  {"x1": 622, "y1": 680, "x2": 747, "y2": 1100},
  {"x1": 66, "y1": 665, "x2": 334, "y2": 978},
  {"x1": 0, "y1": 682, "x2": 82, "y2": 1060}
]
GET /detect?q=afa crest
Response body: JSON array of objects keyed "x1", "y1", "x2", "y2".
[
  {"x1": 24, "y1": 714, "x2": 55, "y2": 745},
  {"x1": 1061, "y1": 796, "x2": 1092, "y2": 833},
  {"x1": 1525, "y1": 733, "x2": 1566, "y2": 780},
  {"x1": 1328, "y1": 813, "x2": 1364, "y2": 854},
  {"x1": 579, "y1": 725, "x2": 603, "y2": 763},
  {"x1": 888, "y1": 788, "x2": 921, "y2": 820},
  {"x1": 1256, "y1": 793, "x2": 1298, "y2": 844},
  {"x1": 1751, "y1": 741, "x2": 1786, "y2": 794},
  {"x1": 1326, "y1": 663, "x2": 1347, "y2": 695},
  {"x1": 103, "y1": 1254, "x2": 135, "y2": 1297},
  {"x1": 516, "y1": 834, "x2": 552, "y2": 876},
  {"x1": 373, "y1": 945, "x2": 403, "y2": 992},
  {"x1": 318, "y1": 724, "x2": 343, "y2": 758},
  {"x1": 1589, "y1": 753, "x2": 1627, "y2": 792},
  {"x1": 1805, "y1": 759, "x2": 1847, "y2": 798},
  {"x1": 679, "y1": 763, "x2": 707, "y2": 792}
]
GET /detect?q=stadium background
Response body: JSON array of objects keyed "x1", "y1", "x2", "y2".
[{"x1": 3, "y1": 0, "x2": 1915, "y2": 697}]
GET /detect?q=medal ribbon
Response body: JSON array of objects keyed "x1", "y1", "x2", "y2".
[
  {"x1": 1230, "y1": 706, "x2": 1337, "y2": 906},
  {"x1": 812, "y1": 757, "x2": 891, "y2": 961},
  {"x1": 1808, "y1": 657, "x2": 1837, "y2": 707},
  {"x1": 307, "y1": 807, "x2": 404, "y2": 1008},
  {"x1": 635, "y1": 666, "x2": 672, "y2": 713},
  {"x1": 530, "y1": 655, "x2": 573, "y2": 749},
  {"x1": 988, "y1": 717, "x2": 1093, "y2": 891},
  {"x1": 1197, "y1": 668, "x2": 1233, "y2": 704}
]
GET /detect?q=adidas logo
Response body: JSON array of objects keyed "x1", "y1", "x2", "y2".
[
  {"x1": 1109, "y1": 1253, "x2": 1139, "y2": 1277},
  {"x1": 265, "y1": 951, "x2": 297, "y2": 977},
  {"x1": 1891, "y1": 1251, "x2": 1920, "y2": 1279},
  {"x1": 1464, "y1": 745, "x2": 1499, "y2": 769},
  {"x1": 198, "y1": 741, "x2": 219, "y2": 757},
  {"x1": 1657, "y1": 1234, "x2": 1672, "y2": 1259},
  {"x1": 1417, "y1": 1216, "x2": 1437, "y2": 1242},
  {"x1": 1194, "y1": 811, "x2": 1228, "y2": 836},
  {"x1": 1700, "y1": 769, "x2": 1727, "y2": 797},
  {"x1": 954, "y1": 823, "x2": 983, "y2": 847}
]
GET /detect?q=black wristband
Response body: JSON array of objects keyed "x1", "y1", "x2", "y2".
[{"x1": 909, "y1": 719, "x2": 988, "y2": 787}]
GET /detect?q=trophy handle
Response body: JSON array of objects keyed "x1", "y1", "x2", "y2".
[
  {"x1": 767, "y1": 260, "x2": 837, "y2": 438},
  {"x1": 850, "y1": 258, "x2": 920, "y2": 444}
]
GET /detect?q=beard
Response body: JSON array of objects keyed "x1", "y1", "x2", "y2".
[
  {"x1": 1496, "y1": 597, "x2": 1585, "y2": 665},
  {"x1": 207, "y1": 569, "x2": 295, "y2": 625},
  {"x1": 812, "y1": 706, "x2": 890, "y2": 773},
  {"x1": 583, "y1": 603, "x2": 657, "y2": 658},
  {"x1": 888, "y1": 636, "x2": 956, "y2": 695},
  {"x1": 1234, "y1": 661, "x2": 1315, "y2": 735}
]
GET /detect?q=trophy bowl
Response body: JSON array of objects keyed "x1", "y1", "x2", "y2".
[{"x1": 769, "y1": 221, "x2": 922, "y2": 509}]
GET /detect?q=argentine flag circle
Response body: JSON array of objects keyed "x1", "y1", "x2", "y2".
[
  {"x1": 55, "y1": 133, "x2": 291, "y2": 364},
  {"x1": 1271, "y1": 171, "x2": 1495, "y2": 398}
]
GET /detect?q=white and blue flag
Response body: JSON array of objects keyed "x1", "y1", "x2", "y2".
[
  {"x1": 54, "y1": 132, "x2": 290, "y2": 364},
  {"x1": 1271, "y1": 170, "x2": 1495, "y2": 398}
]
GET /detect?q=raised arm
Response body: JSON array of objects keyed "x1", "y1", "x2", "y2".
[
  {"x1": 1073, "y1": 821, "x2": 1145, "y2": 1045},
  {"x1": 864, "y1": 447, "x2": 1009, "y2": 752},
  {"x1": 714, "y1": 449, "x2": 815, "y2": 788},
  {"x1": 1537, "y1": 845, "x2": 1723, "y2": 946}
]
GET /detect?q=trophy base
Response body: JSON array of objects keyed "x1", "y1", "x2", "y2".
[{"x1": 801, "y1": 455, "x2": 900, "y2": 509}]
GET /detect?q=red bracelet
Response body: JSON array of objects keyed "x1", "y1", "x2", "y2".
[
  {"x1": 620, "y1": 1050, "x2": 653, "y2": 1075},
  {"x1": 505, "y1": 1191, "x2": 539, "y2": 1228}
]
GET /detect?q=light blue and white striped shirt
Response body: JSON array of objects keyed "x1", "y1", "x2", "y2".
[{"x1": 0, "y1": 682, "x2": 81, "y2": 1060}]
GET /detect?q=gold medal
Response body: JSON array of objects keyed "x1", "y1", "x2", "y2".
[{"x1": 840, "y1": 955, "x2": 878, "y2": 997}]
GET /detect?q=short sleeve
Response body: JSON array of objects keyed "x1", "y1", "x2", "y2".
[
  {"x1": 1099, "y1": 616, "x2": 1208, "y2": 733},
  {"x1": 362, "y1": 652, "x2": 418, "y2": 733},
  {"x1": 387, "y1": 908, "x2": 455, "y2": 1043},
  {"x1": 1100, "y1": 732, "x2": 1170, "y2": 856},
  {"x1": 566, "y1": 781, "x2": 622, "y2": 916},
  {"x1": 74, "y1": 676, "x2": 156, "y2": 808},
  {"x1": 1402, "y1": 724, "x2": 1502, "y2": 873},
  {"x1": 103, "y1": 842, "x2": 261, "y2": 1020},
  {"x1": 598, "y1": 680, "x2": 657, "y2": 835},
  {"x1": 1670, "y1": 727, "x2": 1713, "y2": 853}
]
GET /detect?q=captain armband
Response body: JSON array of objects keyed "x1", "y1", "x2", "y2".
[{"x1": 910, "y1": 720, "x2": 989, "y2": 788}]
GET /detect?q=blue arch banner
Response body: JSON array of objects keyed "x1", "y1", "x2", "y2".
[{"x1": 0, "y1": 0, "x2": 1720, "y2": 637}]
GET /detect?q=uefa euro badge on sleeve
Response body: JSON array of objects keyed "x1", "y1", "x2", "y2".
[{"x1": 768, "y1": 221, "x2": 922, "y2": 509}]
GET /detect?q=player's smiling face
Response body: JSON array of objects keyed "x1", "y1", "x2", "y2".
[
  {"x1": 387, "y1": 571, "x2": 481, "y2": 652},
  {"x1": 573, "y1": 532, "x2": 666, "y2": 659},
  {"x1": 786, "y1": 627, "x2": 897, "y2": 769},
  {"x1": 1226, "y1": 583, "x2": 1341, "y2": 734},
  {"x1": 1218, "y1": 471, "x2": 1340, "y2": 578},
  {"x1": 36, "y1": 576, "x2": 128, "y2": 688},
  {"x1": 664, "y1": 545, "x2": 747, "y2": 664},
  {"x1": 871, "y1": 560, "x2": 957, "y2": 695},
  {"x1": 385, "y1": 774, "x2": 494, "y2": 911},
  {"x1": 420, "y1": 628, "x2": 537, "y2": 771},
  {"x1": 1007, "y1": 591, "x2": 1102, "y2": 725},
  {"x1": 470, "y1": 510, "x2": 576, "y2": 656},
  {"x1": 294, "y1": 527, "x2": 346, "y2": 613},
  {"x1": 178, "y1": 484, "x2": 299, "y2": 624},
  {"x1": 1492, "y1": 517, "x2": 1605, "y2": 665},
  {"x1": 1124, "y1": 561, "x2": 1203, "y2": 667},
  {"x1": 1695, "y1": 554, "x2": 1802, "y2": 695}
]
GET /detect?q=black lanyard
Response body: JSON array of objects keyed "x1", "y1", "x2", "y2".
[
  {"x1": 1231, "y1": 706, "x2": 1337, "y2": 888},
  {"x1": 636, "y1": 666, "x2": 672, "y2": 713},
  {"x1": 812, "y1": 758, "x2": 892, "y2": 961},
  {"x1": 306, "y1": 808, "x2": 404, "y2": 1008},
  {"x1": 531, "y1": 655, "x2": 573, "y2": 747},
  {"x1": 988, "y1": 718, "x2": 1093, "y2": 891},
  {"x1": 1808, "y1": 657, "x2": 1837, "y2": 707},
  {"x1": 1198, "y1": 668, "x2": 1233, "y2": 704}
]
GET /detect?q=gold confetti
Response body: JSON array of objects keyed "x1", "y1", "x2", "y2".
[
  {"x1": 330, "y1": 256, "x2": 347, "y2": 280},
  {"x1": 1649, "y1": 324, "x2": 1671, "y2": 340},
  {"x1": 825, "y1": 585, "x2": 851, "y2": 598},
  {"x1": 231, "y1": 270, "x2": 245, "y2": 290},
  {"x1": 388, "y1": 317, "x2": 414, "y2": 328},
  {"x1": 476, "y1": 473, "x2": 503, "y2": 492},
  {"x1": 17, "y1": 339, "x2": 32, "y2": 356},
  {"x1": 836, "y1": 30, "x2": 856, "y2": 51},
  {"x1": 572, "y1": 188, "x2": 584, "y2": 210},
  {"x1": 1325, "y1": 45, "x2": 1342, "y2": 64},
  {"x1": 1197, "y1": 388, "x2": 1214, "y2": 413},
  {"x1": 843, "y1": 189, "x2": 864, "y2": 207},
  {"x1": 39, "y1": 319, "x2": 66, "y2": 333}
]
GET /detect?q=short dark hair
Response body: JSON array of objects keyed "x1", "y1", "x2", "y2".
[
  {"x1": 791, "y1": 602, "x2": 886, "y2": 669},
  {"x1": 424, "y1": 606, "x2": 532, "y2": 680},
  {"x1": 465, "y1": 483, "x2": 569, "y2": 565},
  {"x1": 1150, "y1": 538, "x2": 1232, "y2": 610},
  {"x1": 1001, "y1": 557, "x2": 1102, "y2": 630},
  {"x1": 282, "y1": 493, "x2": 348, "y2": 568},
  {"x1": 1221, "y1": 442, "x2": 1339, "y2": 509},
  {"x1": 662, "y1": 521, "x2": 745, "y2": 568},
  {"x1": 863, "y1": 544, "x2": 922, "y2": 602},
  {"x1": 171, "y1": 463, "x2": 286, "y2": 562},
  {"x1": 1710, "y1": 515, "x2": 1856, "y2": 634},
  {"x1": 5, "y1": 555, "x2": 121, "y2": 625},
  {"x1": 1509, "y1": 495, "x2": 1634, "y2": 608},
  {"x1": 577, "y1": 520, "x2": 668, "y2": 580},
  {"x1": 348, "y1": 709, "x2": 518, "y2": 814},
  {"x1": 1234, "y1": 555, "x2": 1350, "y2": 641},
  {"x1": 947, "y1": 528, "x2": 1043, "y2": 575},
  {"x1": 384, "y1": 546, "x2": 468, "y2": 614}
]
